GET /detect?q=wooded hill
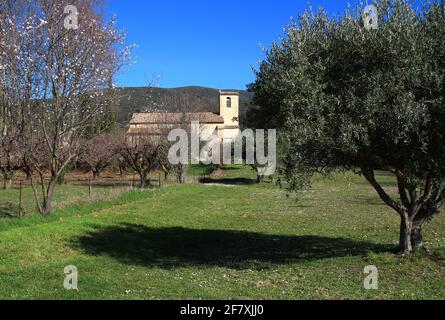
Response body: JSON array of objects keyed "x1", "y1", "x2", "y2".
[{"x1": 113, "y1": 86, "x2": 254, "y2": 126}]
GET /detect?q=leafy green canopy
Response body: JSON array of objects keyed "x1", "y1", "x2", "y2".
[
  {"x1": 250, "y1": 0, "x2": 445, "y2": 254},
  {"x1": 250, "y1": 0, "x2": 445, "y2": 192}
]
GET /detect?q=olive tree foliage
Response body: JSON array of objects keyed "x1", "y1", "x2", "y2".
[
  {"x1": 249, "y1": 0, "x2": 445, "y2": 255},
  {"x1": 0, "y1": 0, "x2": 131, "y2": 215}
]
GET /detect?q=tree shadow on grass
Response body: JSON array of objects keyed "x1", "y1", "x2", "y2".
[
  {"x1": 221, "y1": 166, "x2": 242, "y2": 171},
  {"x1": 199, "y1": 178, "x2": 258, "y2": 186},
  {"x1": 346, "y1": 195, "x2": 387, "y2": 206},
  {"x1": 71, "y1": 224, "x2": 392, "y2": 270},
  {"x1": 72, "y1": 181, "x2": 133, "y2": 188}
]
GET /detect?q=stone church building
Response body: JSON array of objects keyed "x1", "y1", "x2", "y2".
[{"x1": 127, "y1": 90, "x2": 241, "y2": 142}]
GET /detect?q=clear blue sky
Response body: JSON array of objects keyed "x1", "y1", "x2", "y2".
[{"x1": 107, "y1": 0, "x2": 358, "y2": 89}]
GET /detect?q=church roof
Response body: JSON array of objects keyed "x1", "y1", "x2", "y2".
[
  {"x1": 219, "y1": 90, "x2": 240, "y2": 96},
  {"x1": 130, "y1": 112, "x2": 224, "y2": 125},
  {"x1": 127, "y1": 127, "x2": 173, "y2": 136}
]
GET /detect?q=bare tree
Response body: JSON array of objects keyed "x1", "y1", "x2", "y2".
[
  {"x1": 157, "y1": 141, "x2": 173, "y2": 181},
  {"x1": 170, "y1": 94, "x2": 204, "y2": 184},
  {"x1": 2, "y1": 0, "x2": 130, "y2": 215},
  {"x1": 79, "y1": 132, "x2": 119, "y2": 179},
  {"x1": 133, "y1": 82, "x2": 200, "y2": 184},
  {"x1": 0, "y1": 0, "x2": 35, "y2": 189},
  {"x1": 118, "y1": 134, "x2": 164, "y2": 188},
  {"x1": 0, "y1": 138, "x2": 23, "y2": 189}
]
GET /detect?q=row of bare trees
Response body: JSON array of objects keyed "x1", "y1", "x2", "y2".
[
  {"x1": 0, "y1": 0, "x2": 132, "y2": 215},
  {"x1": 78, "y1": 131, "x2": 177, "y2": 189}
]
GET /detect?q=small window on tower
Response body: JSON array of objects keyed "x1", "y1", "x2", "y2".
[{"x1": 226, "y1": 97, "x2": 232, "y2": 108}]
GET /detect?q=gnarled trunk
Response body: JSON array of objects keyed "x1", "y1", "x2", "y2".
[
  {"x1": 399, "y1": 216, "x2": 413, "y2": 255},
  {"x1": 139, "y1": 172, "x2": 150, "y2": 188},
  {"x1": 410, "y1": 209, "x2": 432, "y2": 251},
  {"x1": 411, "y1": 220, "x2": 424, "y2": 250},
  {"x1": 398, "y1": 207, "x2": 433, "y2": 254},
  {"x1": 363, "y1": 167, "x2": 439, "y2": 256}
]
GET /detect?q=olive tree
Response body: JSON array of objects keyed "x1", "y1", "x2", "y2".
[{"x1": 249, "y1": 0, "x2": 445, "y2": 255}]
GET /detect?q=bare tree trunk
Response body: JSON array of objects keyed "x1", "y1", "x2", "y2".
[
  {"x1": 3, "y1": 177, "x2": 12, "y2": 190},
  {"x1": 2, "y1": 169, "x2": 14, "y2": 189},
  {"x1": 28, "y1": 172, "x2": 44, "y2": 215},
  {"x1": 41, "y1": 179, "x2": 57, "y2": 216},
  {"x1": 177, "y1": 165, "x2": 186, "y2": 184},
  {"x1": 139, "y1": 172, "x2": 149, "y2": 188},
  {"x1": 119, "y1": 165, "x2": 125, "y2": 177},
  {"x1": 24, "y1": 169, "x2": 32, "y2": 181},
  {"x1": 92, "y1": 169, "x2": 100, "y2": 180}
]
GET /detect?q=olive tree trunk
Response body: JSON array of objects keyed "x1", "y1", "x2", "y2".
[
  {"x1": 399, "y1": 215, "x2": 413, "y2": 255},
  {"x1": 411, "y1": 220, "x2": 424, "y2": 250},
  {"x1": 398, "y1": 207, "x2": 434, "y2": 255}
]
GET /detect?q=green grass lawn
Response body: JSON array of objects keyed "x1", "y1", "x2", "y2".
[
  {"x1": 0, "y1": 181, "x2": 133, "y2": 219},
  {"x1": 0, "y1": 166, "x2": 444, "y2": 300}
]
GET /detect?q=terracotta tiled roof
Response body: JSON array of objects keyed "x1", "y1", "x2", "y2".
[
  {"x1": 219, "y1": 90, "x2": 240, "y2": 96},
  {"x1": 130, "y1": 112, "x2": 224, "y2": 125},
  {"x1": 127, "y1": 128, "x2": 173, "y2": 136}
]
